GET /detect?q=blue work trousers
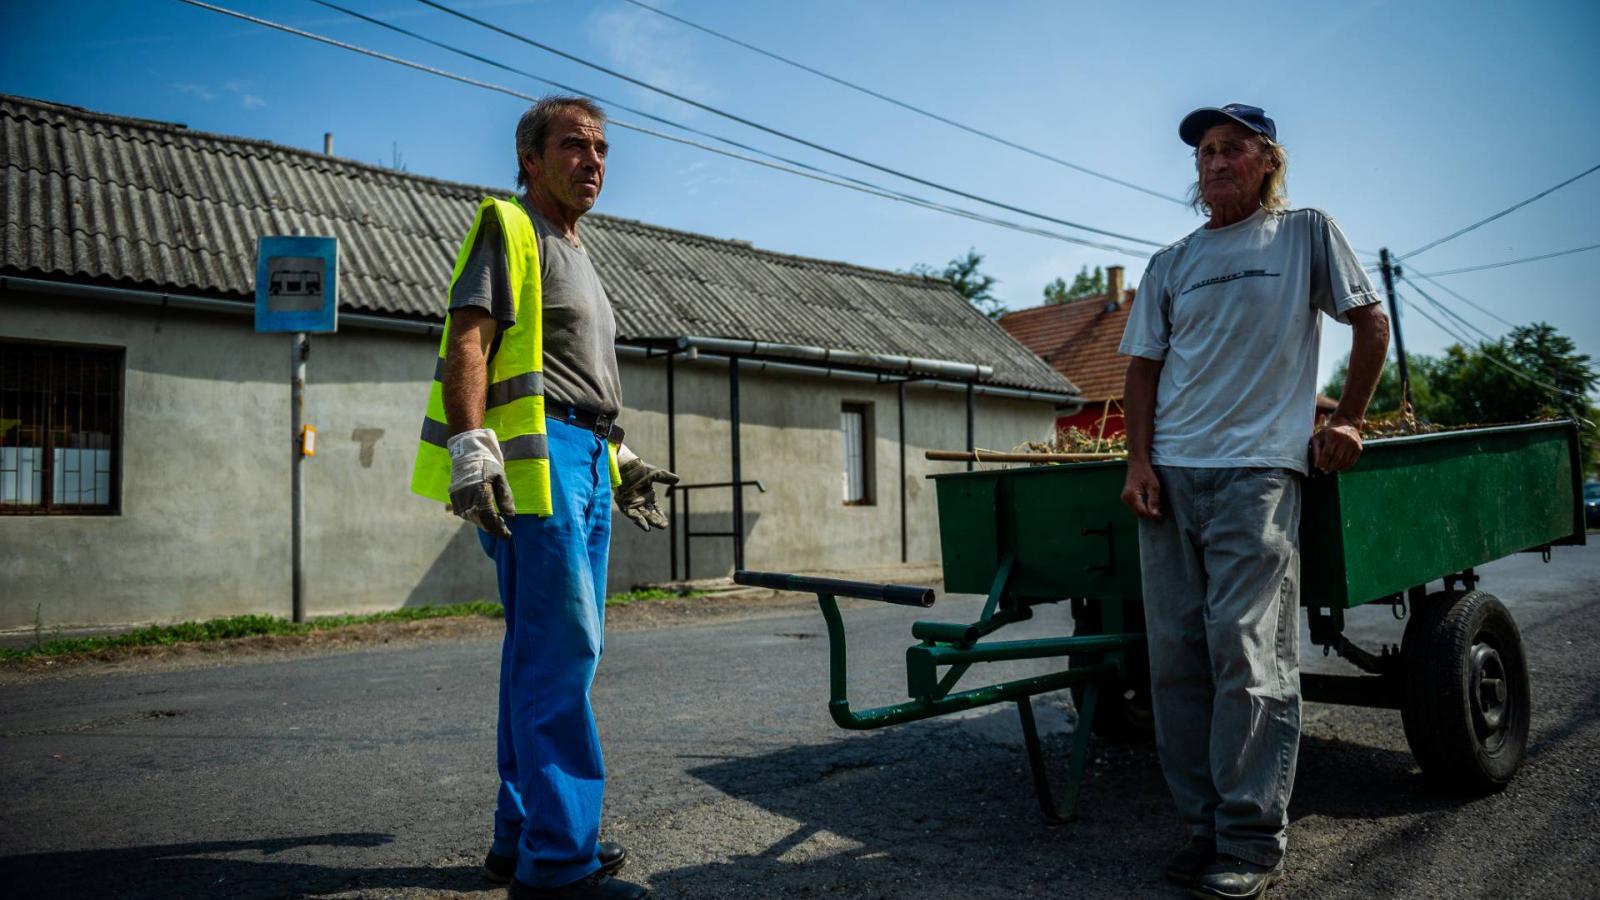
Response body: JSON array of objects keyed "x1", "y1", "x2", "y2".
[{"x1": 480, "y1": 417, "x2": 612, "y2": 888}]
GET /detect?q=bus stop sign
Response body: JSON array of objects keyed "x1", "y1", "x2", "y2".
[{"x1": 256, "y1": 235, "x2": 339, "y2": 333}]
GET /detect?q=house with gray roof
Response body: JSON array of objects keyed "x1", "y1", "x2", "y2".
[{"x1": 0, "y1": 94, "x2": 1080, "y2": 629}]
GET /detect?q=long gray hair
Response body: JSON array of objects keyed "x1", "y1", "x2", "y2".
[{"x1": 1186, "y1": 135, "x2": 1289, "y2": 215}]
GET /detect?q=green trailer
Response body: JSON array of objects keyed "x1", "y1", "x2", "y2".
[{"x1": 734, "y1": 420, "x2": 1586, "y2": 821}]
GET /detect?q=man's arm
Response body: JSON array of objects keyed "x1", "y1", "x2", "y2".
[
  {"x1": 441, "y1": 306, "x2": 515, "y2": 538},
  {"x1": 1120, "y1": 356, "x2": 1164, "y2": 519},
  {"x1": 443, "y1": 307, "x2": 497, "y2": 435},
  {"x1": 1312, "y1": 303, "x2": 1390, "y2": 473}
]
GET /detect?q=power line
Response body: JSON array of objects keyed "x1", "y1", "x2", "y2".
[
  {"x1": 616, "y1": 0, "x2": 1188, "y2": 206},
  {"x1": 1398, "y1": 284, "x2": 1589, "y2": 402},
  {"x1": 1400, "y1": 161, "x2": 1600, "y2": 261},
  {"x1": 412, "y1": 0, "x2": 1165, "y2": 248},
  {"x1": 307, "y1": 1, "x2": 1018, "y2": 233},
  {"x1": 175, "y1": 0, "x2": 1152, "y2": 258},
  {"x1": 1399, "y1": 275, "x2": 1498, "y2": 344},
  {"x1": 1405, "y1": 267, "x2": 1516, "y2": 328},
  {"x1": 1417, "y1": 242, "x2": 1600, "y2": 277}
]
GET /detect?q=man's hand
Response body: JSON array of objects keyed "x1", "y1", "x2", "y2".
[
  {"x1": 1121, "y1": 460, "x2": 1162, "y2": 520},
  {"x1": 615, "y1": 456, "x2": 679, "y2": 532},
  {"x1": 1311, "y1": 416, "x2": 1364, "y2": 474},
  {"x1": 447, "y1": 428, "x2": 515, "y2": 539}
]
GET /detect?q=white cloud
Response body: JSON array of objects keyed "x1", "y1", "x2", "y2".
[
  {"x1": 173, "y1": 82, "x2": 217, "y2": 102},
  {"x1": 586, "y1": 2, "x2": 719, "y2": 112},
  {"x1": 240, "y1": 95, "x2": 266, "y2": 110}
]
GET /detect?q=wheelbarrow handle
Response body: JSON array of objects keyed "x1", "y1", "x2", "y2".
[{"x1": 733, "y1": 570, "x2": 935, "y2": 607}]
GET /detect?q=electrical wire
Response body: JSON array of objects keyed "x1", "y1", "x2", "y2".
[
  {"x1": 1399, "y1": 275, "x2": 1499, "y2": 344},
  {"x1": 1399, "y1": 161, "x2": 1600, "y2": 261},
  {"x1": 412, "y1": 0, "x2": 1165, "y2": 247},
  {"x1": 1416, "y1": 242, "x2": 1600, "y2": 277},
  {"x1": 615, "y1": 0, "x2": 1188, "y2": 205},
  {"x1": 1397, "y1": 285, "x2": 1590, "y2": 402},
  {"x1": 174, "y1": 0, "x2": 1153, "y2": 258},
  {"x1": 1403, "y1": 268, "x2": 1516, "y2": 328}
]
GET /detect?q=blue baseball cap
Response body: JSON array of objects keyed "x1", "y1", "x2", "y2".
[{"x1": 1179, "y1": 104, "x2": 1276, "y2": 146}]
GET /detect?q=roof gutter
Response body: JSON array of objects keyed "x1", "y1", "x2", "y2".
[
  {"x1": 640, "y1": 335, "x2": 995, "y2": 383},
  {"x1": 615, "y1": 343, "x2": 1083, "y2": 408},
  {"x1": 3, "y1": 275, "x2": 1082, "y2": 407},
  {"x1": 0, "y1": 275, "x2": 445, "y2": 337}
]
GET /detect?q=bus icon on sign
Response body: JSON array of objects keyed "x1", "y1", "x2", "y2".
[
  {"x1": 270, "y1": 270, "x2": 323, "y2": 296},
  {"x1": 264, "y1": 256, "x2": 326, "y2": 313},
  {"x1": 256, "y1": 235, "x2": 338, "y2": 333}
]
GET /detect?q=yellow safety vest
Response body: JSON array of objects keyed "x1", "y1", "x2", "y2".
[{"x1": 411, "y1": 196, "x2": 621, "y2": 516}]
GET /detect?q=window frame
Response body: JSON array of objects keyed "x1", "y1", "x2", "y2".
[
  {"x1": 0, "y1": 338, "x2": 126, "y2": 516},
  {"x1": 840, "y1": 400, "x2": 876, "y2": 507}
]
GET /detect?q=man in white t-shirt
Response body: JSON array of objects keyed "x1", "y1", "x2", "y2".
[{"x1": 1118, "y1": 104, "x2": 1389, "y2": 900}]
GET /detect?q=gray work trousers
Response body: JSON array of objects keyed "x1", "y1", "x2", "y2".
[{"x1": 1137, "y1": 465, "x2": 1302, "y2": 866}]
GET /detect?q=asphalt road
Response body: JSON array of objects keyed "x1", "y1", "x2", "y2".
[{"x1": 4, "y1": 544, "x2": 1598, "y2": 900}]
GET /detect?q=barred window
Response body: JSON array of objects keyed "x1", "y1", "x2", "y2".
[{"x1": 0, "y1": 341, "x2": 123, "y2": 515}]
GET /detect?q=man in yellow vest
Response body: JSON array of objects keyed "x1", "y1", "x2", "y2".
[{"x1": 412, "y1": 96, "x2": 672, "y2": 900}]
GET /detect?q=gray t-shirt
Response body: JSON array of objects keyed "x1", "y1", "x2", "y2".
[
  {"x1": 1118, "y1": 207, "x2": 1380, "y2": 474},
  {"x1": 449, "y1": 201, "x2": 622, "y2": 417}
]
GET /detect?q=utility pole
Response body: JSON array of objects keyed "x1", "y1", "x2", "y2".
[
  {"x1": 291, "y1": 332, "x2": 308, "y2": 623},
  {"x1": 1378, "y1": 247, "x2": 1414, "y2": 413}
]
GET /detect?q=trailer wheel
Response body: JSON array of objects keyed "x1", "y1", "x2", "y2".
[
  {"x1": 1069, "y1": 600, "x2": 1154, "y2": 743},
  {"x1": 1400, "y1": 590, "x2": 1530, "y2": 793}
]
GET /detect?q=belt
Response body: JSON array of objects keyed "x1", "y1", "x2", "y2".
[{"x1": 546, "y1": 401, "x2": 625, "y2": 445}]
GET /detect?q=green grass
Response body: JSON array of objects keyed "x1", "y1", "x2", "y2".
[
  {"x1": 3, "y1": 589, "x2": 710, "y2": 662},
  {"x1": 604, "y1": 588, "x2": 705, "y2": 607}
]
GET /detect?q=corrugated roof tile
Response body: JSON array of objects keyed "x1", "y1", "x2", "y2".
[{"x1": 1, "y1": 94, "x2": 1075, "y2": 394}]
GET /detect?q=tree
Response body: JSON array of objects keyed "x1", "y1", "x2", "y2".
[
  {"x1": 1324, "y1": 352, "x2": 1450, "y2": 422},
  {"x1": 1043, "y1": 265, "x2": 1106, "y2": 305},
  {"x1": 909, "y1": 248, "x2": 1004, "y2": 318},
  {"x1": 1324, "y1": 322, "x2": 1599, "y2": 469}
]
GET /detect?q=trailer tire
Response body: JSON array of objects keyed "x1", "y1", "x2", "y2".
[
  {"x1": 1069, "y1": 600, "x2": 1154, "y2": 743},
  {"x1": 1400, "y1": 590, "x2": 1530, "y2": 793}
]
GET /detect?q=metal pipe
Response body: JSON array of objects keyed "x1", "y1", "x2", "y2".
[
  {"x1": 666, "y1": 350, "x2": 677, "y2": 582},
  {"x1": 7, "y1": 277, "x2": 1082, "y2": 404},
  {"x1": 291, "y1": 333, "x2": 308, "y2": 623},
  {"x1": 965, "y1": 382, "x2": 975, "y2": 472},
  {"x1": 898, "y1": 381, "x2": 907, "y2": 564},
  {"x1": 1, "y1": 275, "x2": 444, "y2": 337},
  {"x1": 729, "y1": 355, "x2": 744, "y2": 572},
  {"x1": 926, "y1": 450, "x2": 1124, "y2": 463},
  {"x1": 646, "y1": 335, "x2": 995, "y2": 382}
]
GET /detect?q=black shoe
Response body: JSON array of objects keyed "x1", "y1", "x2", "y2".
[
  {"x1": 508, "y1": 871, "x2": 649, "y2": 900},
  {"x1": 1164, "y1": 836, "x2": 1216, "y2": 886},
  {"x1": 485, "y1": 842, "x2": 628, "y2": 883},
  {"x1": 1190, "y1": 854, "x2": 1283, "y2": 900}
]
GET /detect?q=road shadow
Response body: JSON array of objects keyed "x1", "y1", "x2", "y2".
[
  {"x1": 0, "y1": 832, "x2": 481, "y2": 900},
  {"x1": 656, "y1": 717, "x2": 1182, "y2": 899},
  {"x1": 652, "y1": 702, "x2": 1525, "y2": 899},
  {"x1": 1290, "y1": 732, "x2": 1460, "y2": 821}
]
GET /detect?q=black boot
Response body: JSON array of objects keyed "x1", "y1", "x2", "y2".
[
  {"x1": 1164, "y1": 835, "x2": 1216, "y2": 886},
  {"x1": 1190, "y1": 854, "x2": 1283, "y2": 900},
  {"x1": 508, "y1": 871, "x2": 649, "y2": 900},
  {"x1": 485, "y1": 842, "x2": 628, "y2": 883}
]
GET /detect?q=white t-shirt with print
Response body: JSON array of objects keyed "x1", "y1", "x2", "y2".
[{"x1": 1118, "y1": 207, "x2": 1380, "y2": 474}]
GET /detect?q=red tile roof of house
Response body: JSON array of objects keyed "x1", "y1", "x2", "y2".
[{"x1": 999, "y1": 289, "x2": 1137, "y2": 402}]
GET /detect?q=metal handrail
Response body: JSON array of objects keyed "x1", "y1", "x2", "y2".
[{"x1": 669, "y1": 479, "x2": 766, "y2": 581}]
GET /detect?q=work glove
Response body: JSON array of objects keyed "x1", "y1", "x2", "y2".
[
  {"x1": 447, "y1": 428, "x2": 515, "y2": 539},
  {"x1": 615, "y1": 450, "x2": 679, "y2": 532}
]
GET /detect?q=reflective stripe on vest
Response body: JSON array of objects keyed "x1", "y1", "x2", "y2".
[{"x1": 410, "y1": 196, "x2": 623, "y2": 516}]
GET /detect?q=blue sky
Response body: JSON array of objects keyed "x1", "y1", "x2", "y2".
[{"x1": 4, "y1": 0, "x2": 1597, "y2": 394}]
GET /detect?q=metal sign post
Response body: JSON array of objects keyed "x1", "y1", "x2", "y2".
[{"x1": 256, "y1": 235, "x2": 338, "y2": 623}]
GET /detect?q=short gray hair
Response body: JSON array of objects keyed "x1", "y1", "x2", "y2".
[
  {"x1": 514, "y1": 96, "x2": 606, "y2": 188},
  {"x1": 1186, "y1": 134, "x2": 1289, "y2": 215}
]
